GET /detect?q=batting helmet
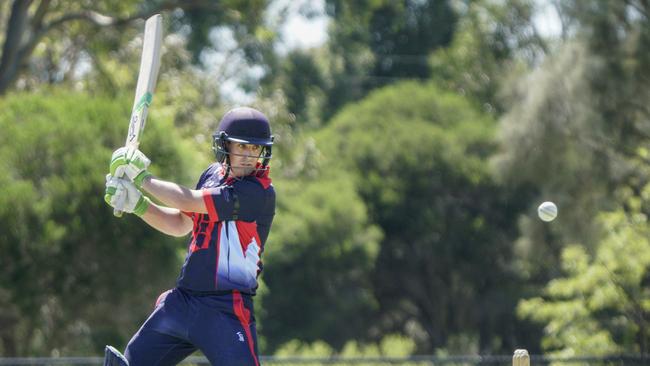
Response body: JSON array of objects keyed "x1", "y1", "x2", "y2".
[{"x1": 212, "y1": 107, "x2": 274, "y2": 169}]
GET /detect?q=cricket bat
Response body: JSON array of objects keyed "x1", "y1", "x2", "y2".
[{"x1": 115, "y1": 14, "x2": 163, "y2": 217}]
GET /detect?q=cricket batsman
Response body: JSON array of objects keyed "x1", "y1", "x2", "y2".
[{"x1": 103, "y1": 107, "x2": 276, "y2": 366}]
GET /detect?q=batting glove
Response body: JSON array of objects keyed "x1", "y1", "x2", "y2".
[
  {"x1": 105, "y1": 174, "x2": 151, "y2": 216},
  {"x1": 110, "y1": 147, "x2": 152, "y2": 189}
]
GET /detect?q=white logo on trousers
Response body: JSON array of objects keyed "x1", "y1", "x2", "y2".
[{"x1": 236, "y1": 331, "x2": 245, "y2": 342}]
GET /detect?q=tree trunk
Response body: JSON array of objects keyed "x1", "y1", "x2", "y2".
[
  {"x1": 0, "y1": 0, "x2": 32, "y2": 95},
  {"x1": 0, "y1": 0, "x2": 222, "y2": 96}
]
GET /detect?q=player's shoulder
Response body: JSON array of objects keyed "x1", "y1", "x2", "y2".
[
  {"x1": 236, "y1": 175, "x2": 275, "y2": 209},
  {"x1": 196, "y1": 163, "x2": 225, "y2": 188},
  {"x1": 241, "y1": 172, "x2": 272, "y2": 191},
  {"x1": 232, "y1": 175, "x2": 274, "y2": 201},
  {"x1": 236, "y1": 175, "x2": 268, "y2": 190},
  {"x1": 204, "y1": 162, "x2": 225, "y2": 175}
]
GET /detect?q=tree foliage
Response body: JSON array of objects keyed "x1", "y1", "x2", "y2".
[
  {"x1": 0, "y1": 0, "x2": 271, "y2": 95},
  {"x1": 325, "y1": 0, "x2": 456, "y2": 82},
  {"x1": 261, "y1": 173, "x2": 382, "y2": 351},
  {"x1": 429, "y1": 0, "x2": 547, "y2": 114},
  {"x1": 518, "y1": 197, "x2": 650, "y2": 355},
  {"x1": 493, "y1": 1, "x2": 650, "y2": 355},
  {"x1": 263, "y1": 0, "x2": 458, "y2": 126},
  {"x1": 492, "y1": 41, "x2": 612, "y2": 285},
  {"x1": 1, "y1": 0, "x2": 649, "y2": 359},
  {"x1": 492, "y1": 0, "x2": 650, "y2": 286},
  {"x1": 313, "y1": 81, "x2": 529, "y2": 353},
  {"x1": 274, "y1": 334, "x2": 416, "y2": 358},
  {"x1": 0, "y1": 91, "x2": 195, "y2": 356}
]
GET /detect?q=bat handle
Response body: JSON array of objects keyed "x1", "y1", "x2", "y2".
[{"x1": 112, "y1": 171, "x2": 127, "y2": 218}]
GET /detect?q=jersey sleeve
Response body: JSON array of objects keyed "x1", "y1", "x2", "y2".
[
  {"x1": 195, "y1": 163, "x2": 221, "y2": 189},
  {"x1": 255, "y1": 185, "x2": 275, "y2": 245},
  {"x1": 202, "y1": 179, "x2": 269, "y2": 223}
]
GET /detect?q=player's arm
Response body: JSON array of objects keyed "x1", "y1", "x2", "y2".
[
  {"x1": 143, "y1": 175, "x2": 268, "y2": 222},
  {"x1": 141, "y1": 202, "x2": 193, "y2": 237},
  {"x1": 110, "y1": 148, "x2": 267, "y2": 219},
  {"x1": 140, "y1": 176, "x2": 208, "y2": 214},
  {"x1": 140, "y1": 176, "x2": 268, "y2": 223}
]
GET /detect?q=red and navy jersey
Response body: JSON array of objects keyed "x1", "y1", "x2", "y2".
[{"x1": 176, "y1": 163, "x2": 275, "y2": 295}]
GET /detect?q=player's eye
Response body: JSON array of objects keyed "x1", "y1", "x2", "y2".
[{"x1": 239, "y1": 144, "x2": 261, "y2": 153}]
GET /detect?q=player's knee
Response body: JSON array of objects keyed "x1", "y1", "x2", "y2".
[
  {"x1": 123, "y1": 345, "x2": 142, "y2": 366},
  {"x1": 123, "y1": 339, "x2": 145, "y2": 366}
]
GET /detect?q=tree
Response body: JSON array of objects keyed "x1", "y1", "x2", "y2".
[
  {"x1": 429, "y1": 0, "x2": 549, "y2": 115},
  {"x1": 492, "y1": 0, "x2": 650, "y2": 291},
  {"x1": 490, "y1": 2, "x2": 650, "y2": 354},
  {"x1": 0, "y1": 91, "x2": 197, "y2": 356},
  {"x1": 518, "y1": 197, "x2": 650, "y2": 355},
  {"x1": 263, "y1": 0, "x2": 459, "y2": 126},
  {"x1": 326, "y1": 0, "x2": 456, "y2": 82},
  {"x1": 322, "y1": 0, "x2": 456, "y2": 118},
  {"x1": 260, "y1": 173, "x2": 382, "y2": 351},
  {"x1": 0, "y1": 0, "x2": 270, "y2": 95},
  {"x1": 314, "y1": 81, "x2": 529, "y2": 353},
  {"x1": 557, "y1": 1, "x2": 650, "y2": 161},
  {"x1": 271, "y1": 49, "x2": 326, "y2": 127},
  {"x1": 492, "y1": 40, "x2": 611, "y2": 280}
]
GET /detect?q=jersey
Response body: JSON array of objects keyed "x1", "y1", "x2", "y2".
[{"x1": 176, "y1": 163, "x2": 275, "y2": 295}]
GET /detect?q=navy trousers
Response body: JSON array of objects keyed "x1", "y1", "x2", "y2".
[{"x1": 124, "y1": 287, "x2": 259, "y2": 366}]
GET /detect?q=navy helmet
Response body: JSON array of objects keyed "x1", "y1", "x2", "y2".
[{"x1": 212, "y1": 107, "x2": 274, "y2": 169}]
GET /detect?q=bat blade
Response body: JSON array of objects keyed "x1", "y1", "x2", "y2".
[
  {"x1": 126, "y1": 14, "x2": 163, "y2": 149},
  {"x1": 115, "y1": 14, "x2": 163, "y2": 217}
]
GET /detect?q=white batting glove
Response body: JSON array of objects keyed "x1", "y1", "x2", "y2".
[
  {"x1": 109, "y1": 147, "x2": 152, "y2": 188},
  {"x1": 104, "y1": 174, "x2": 150, "y2": 216}
]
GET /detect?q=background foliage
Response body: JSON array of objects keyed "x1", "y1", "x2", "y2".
[{"x1": 0, "y1": 0, "x2": 648, "y2": 359}]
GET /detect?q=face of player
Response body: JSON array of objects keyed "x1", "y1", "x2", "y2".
[{"x1": 228, "y1": 142, "x2": 263, "y2": 177}]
